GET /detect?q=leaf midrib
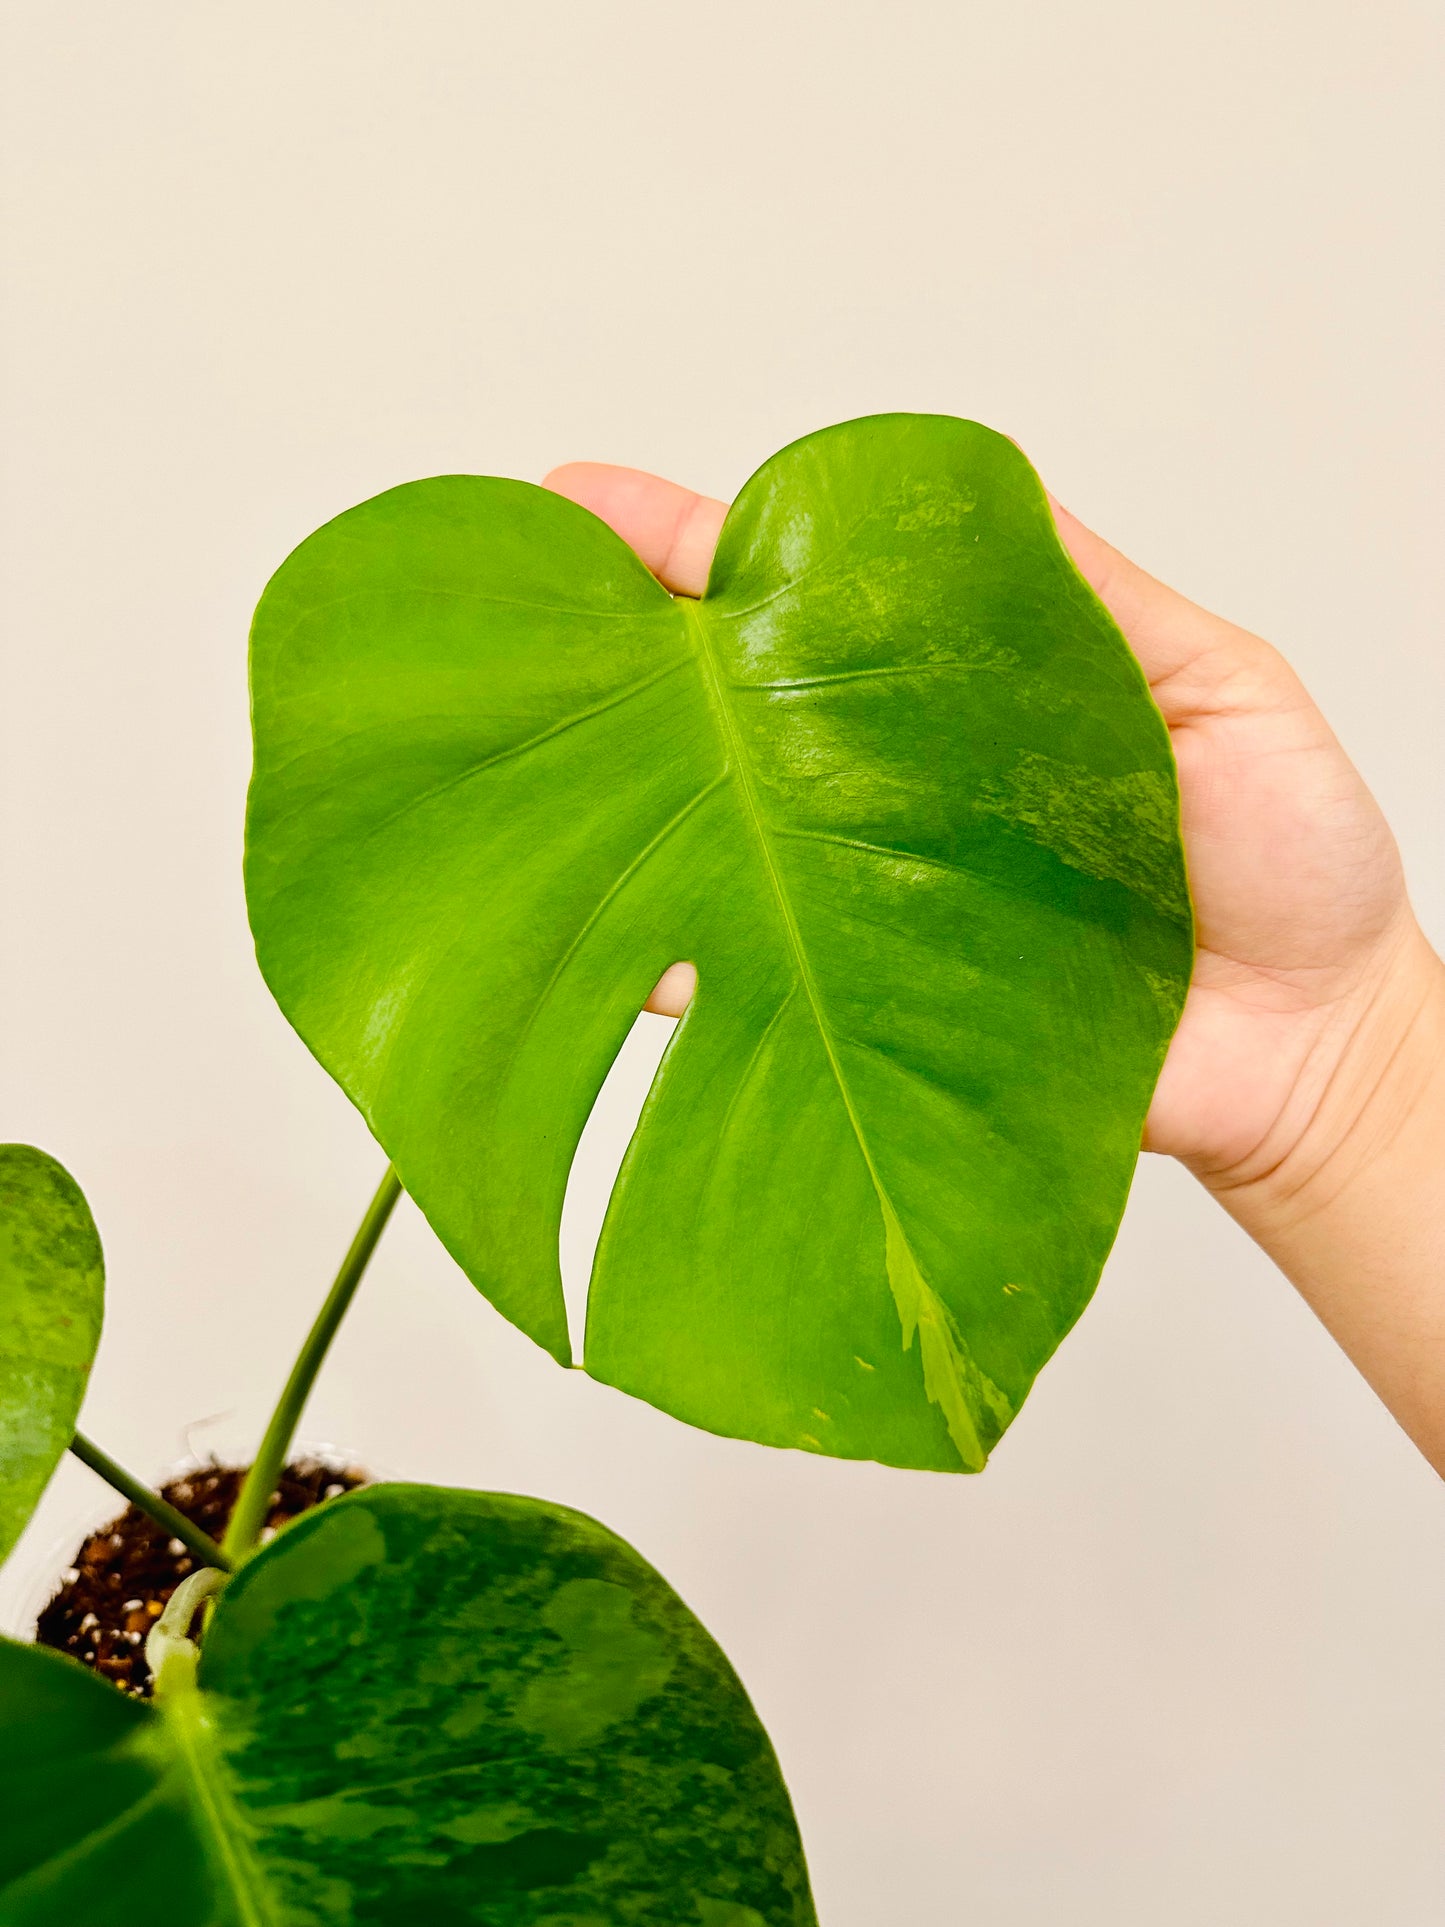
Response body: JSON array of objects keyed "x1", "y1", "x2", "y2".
[
  {"x1": 680, "y1": 594, "x2": 993, "y2": 1469},
  {"x1": 159, "y1": 1678, "x2": 277, "y2": 1927},
  {"x1": 680, "y1": 600, "x2": 900, "y2": 1245}
]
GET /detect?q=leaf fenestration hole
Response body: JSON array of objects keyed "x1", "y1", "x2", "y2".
[{"x1": 559, "y1": 972, "x2": 693, "y2": 1365}]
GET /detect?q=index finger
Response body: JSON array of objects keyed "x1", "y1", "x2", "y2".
[{"x1": 543, "y1": 463, "x2": 727, "y2": 599}]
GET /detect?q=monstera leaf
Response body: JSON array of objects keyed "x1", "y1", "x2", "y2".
[
  {"x1": 0, "y1": 1145, "x2": 104, "y2": 1565},
  {"x1": 0, "y1": 1484, "x2": 814, "y2": 1925},
  {"x1": 247, "y1": 413, "x2": 1191, "y2": 1473}
]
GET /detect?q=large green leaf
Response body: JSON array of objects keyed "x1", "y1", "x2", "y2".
[
  {"x1": 0, "y1": 1146, "x2": 104, "y2": 1564},
  {"x1": 247, "y1": 413, "x2": 1191, "y2": 1473},
  {"x1": 0, "y1": 1483, "x2": 814, "y2": 1925}
]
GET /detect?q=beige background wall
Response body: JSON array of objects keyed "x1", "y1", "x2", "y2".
[{"x1": 2, "y1": 5, "x2": 1441, "y2": 1922}]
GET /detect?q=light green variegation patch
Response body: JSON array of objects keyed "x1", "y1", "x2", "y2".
[
  {"x1": 975, "y1": 751, "x2": 1191, "y2": 923},
  {"x1": 437, "y1": 1803, "x2": 540, "y2": 1845},
  {"x1": 213, "y1": 1500, "x2": 385, "y2": 1653},
  {"x1": 517, "y1": 1578, "x2": 675, "y2": 1749},
  {"x1": 882, "y1": 1203, "x2": 1010, "y2": 1473},
  {"x1": 698, "y1": 1904, "x2": 771, "y2": 1927}
]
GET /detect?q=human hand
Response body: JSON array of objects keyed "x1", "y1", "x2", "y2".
[{"x1": 545, "y1": 454, "x2": 1445, "y2": 1467}]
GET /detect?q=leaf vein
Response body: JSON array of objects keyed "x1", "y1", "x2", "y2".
[
  {"x1": 710, "y1": 510, "x2": 877, "y2": 621},
  {"x1": 734, "y1": 660, "x2": 1006, "y2": 693},
  {"x1": 356, "y1": 657, "x2": 690, "y2": 846},
  {"x1": 774, "y1": 827, "x2": 992, "y2": 885},
  {"x1": 0, "y1": 1777, "x2": 169, "y2": 1903}
]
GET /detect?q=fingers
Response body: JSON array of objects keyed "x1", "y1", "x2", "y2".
[
  {"x1": 543, "y1": 463, "x2": 727, "y2": 599},
  {"x1": 644, "y1": 959, "x2": 697, "y2": 1018},
  {"x1": 1048, "y1": 497, "x2": 1289, "y2": 722}
]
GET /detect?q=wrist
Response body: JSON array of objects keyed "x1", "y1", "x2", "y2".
[
  {"x1": 1204, "y1": 916, "x2": 1445, "y2": 1470},
  {"x1": 1214, "y1": 917, "x2": 1445, "y2": 1231}
]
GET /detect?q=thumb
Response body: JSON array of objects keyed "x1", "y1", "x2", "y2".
[{"x1": 1048, "y1": 497, "x2": 1280, "y2": 722}]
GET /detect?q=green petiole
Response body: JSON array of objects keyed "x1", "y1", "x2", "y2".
[
  {"x1": 68, "y1": 1431, "x2": 233, "y2": 1572},
  {"x1": 221, "y1": 1164, "x2": 402, "y2": 1562}
]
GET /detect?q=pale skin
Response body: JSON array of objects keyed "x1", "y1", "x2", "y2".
[{"x1": 545, "y1": 459, "x2": 1445, "y2": 1477}]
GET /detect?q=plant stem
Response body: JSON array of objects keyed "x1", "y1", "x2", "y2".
[
  {"x1": 69, "y1": 1432, "x2": 233, "y2": 1572},
  {"x1": 221, "y1": 1164, "x2": 402, "y2": 1562}
]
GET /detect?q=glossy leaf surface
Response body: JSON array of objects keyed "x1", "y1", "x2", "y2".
[
  {"x1": 247, "y1": 414, "x2": 1191, "y2": 1472},
  {"x1": 0, "y1": 1146, "x2": 104, "y2": 1565},
  {"x1": 0, "y1": 1483, "x2": 814, "y2": 1925}
]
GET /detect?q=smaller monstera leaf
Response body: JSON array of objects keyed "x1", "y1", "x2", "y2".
[
  {"x1": 0, "y1": 1145, "x2": 104, "y2": 1566},
  {"x1": 0, "y1": 1484, "x2": 815, "y2": 1927},
  {"x1": 247, "y1": 413, "x2": 1192, "y2": 1474}
]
